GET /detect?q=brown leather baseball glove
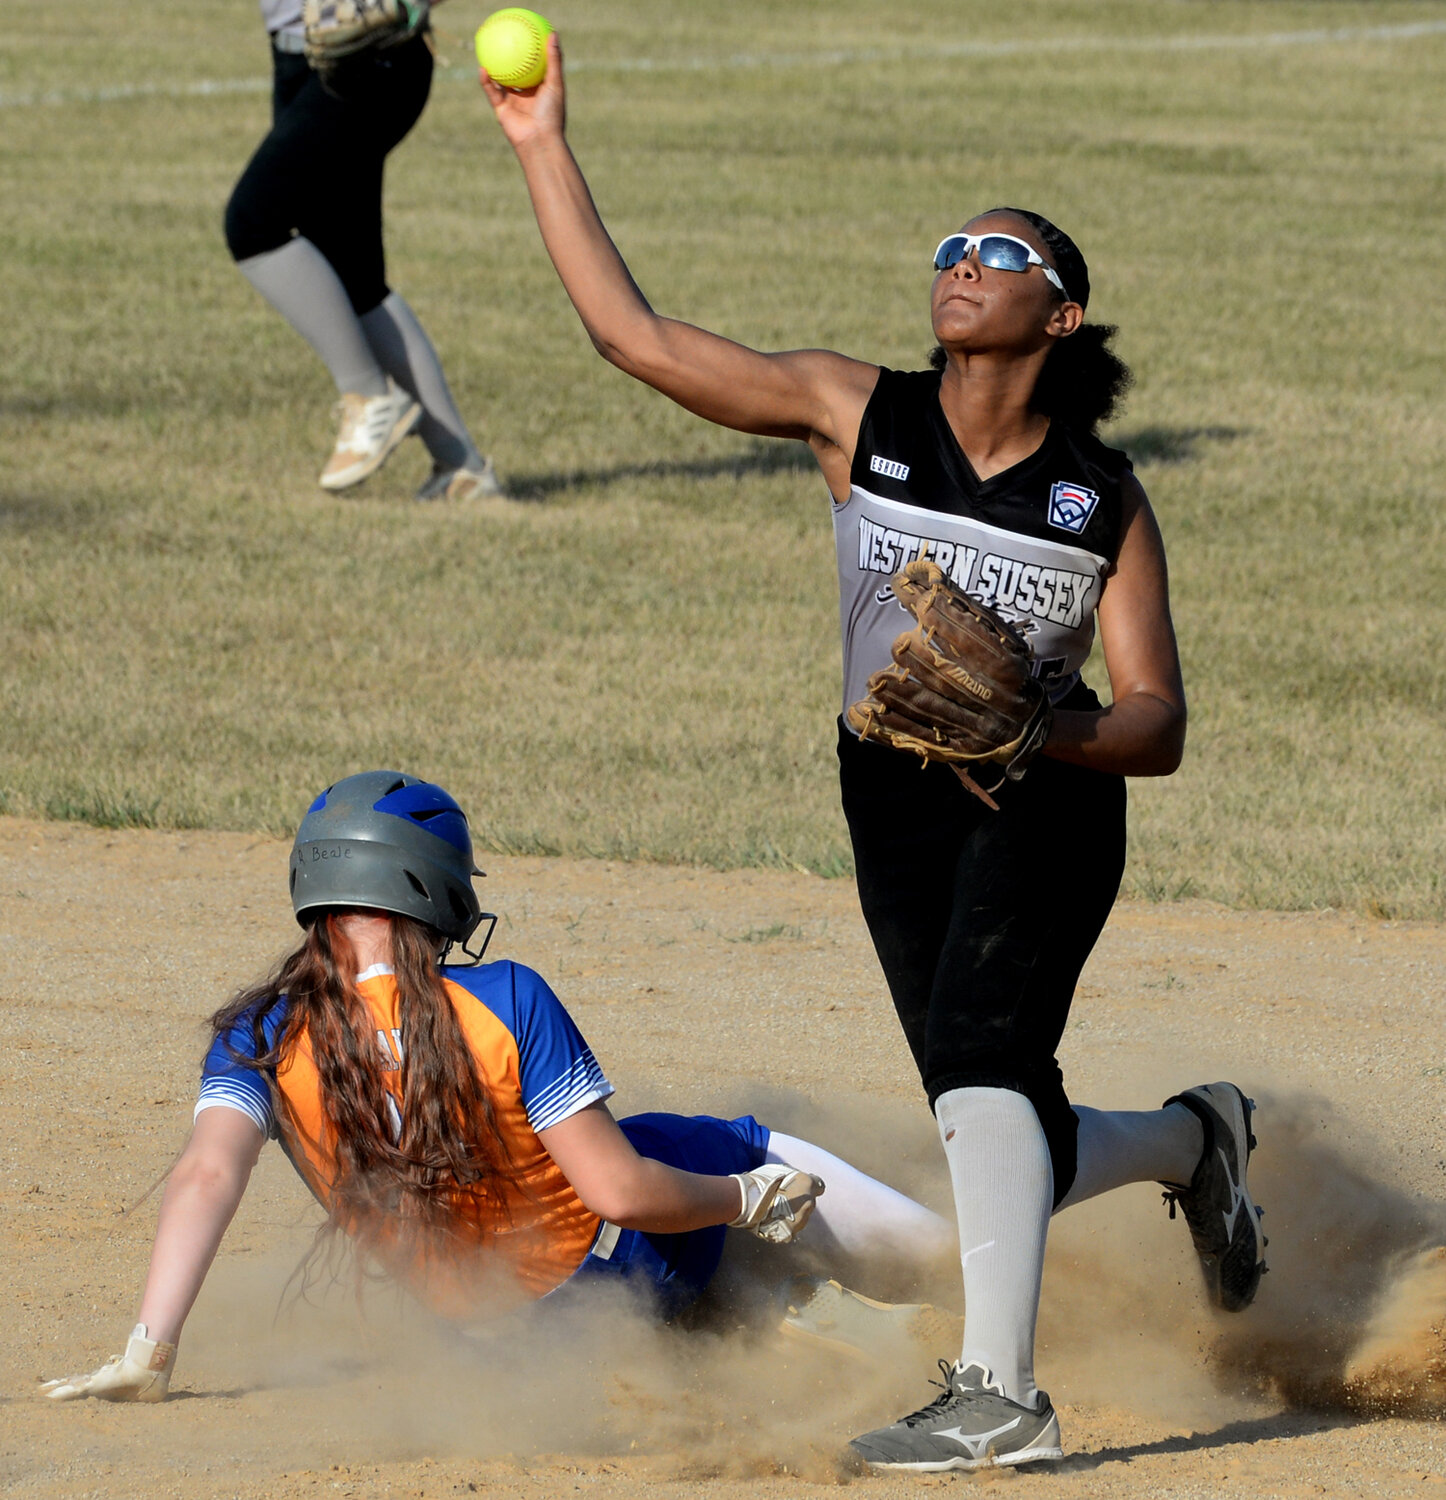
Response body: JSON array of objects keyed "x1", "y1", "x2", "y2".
[
  {"x1": 302, "y1": 0, "x2": 429, "y2": 71},
  {"x1": 846, "y1": 558, "x2": 1053, "y2": 810}
]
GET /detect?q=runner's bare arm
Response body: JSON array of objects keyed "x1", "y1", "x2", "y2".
[
  {"x1": 42, "y1": 1107, "x2": 263, "y2": 1402},
  {"x1": 481, "y1": 36, "x2": 877, "y2": 464},
  {"x1": 538, "y1": 1101, "x2": 744, "y2": 1233},
  {"x1": 135, "y1": 1107, "x2": 264, "y2": 1346}
]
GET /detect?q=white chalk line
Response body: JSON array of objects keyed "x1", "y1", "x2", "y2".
[{"x1": 3, "y1": 18, "x2": 1444, "y2": 110}]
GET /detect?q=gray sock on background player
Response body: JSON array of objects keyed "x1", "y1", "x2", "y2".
[
  {"x1": 1057, "y1": 1103, "x2": 1204, "y2": 1211},
  {"x1": 935, "y1": 1086, "x2": 1053, "y2": 1408},
  {"x1": 361, "y1": 292, "x2": 484, "y2": 472},
  {"x1": 236, "y1": 238, "x2": 389, "y2": 398}
]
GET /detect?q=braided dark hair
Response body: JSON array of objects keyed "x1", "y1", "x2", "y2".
[{"x1": 928, "y1": 206, "x2": 1132, "y2": 434}]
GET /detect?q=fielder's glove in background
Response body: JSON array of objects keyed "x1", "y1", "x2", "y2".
[
  {"x1": 847, "y1": 557, "x2": 1053, "y2": 809},
  {"x1": 302, "y1": 0, "x2": 429, "y2": 69}
]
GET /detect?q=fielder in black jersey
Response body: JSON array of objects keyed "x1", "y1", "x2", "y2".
[
  {"x1": 837, "y1": 364, "x2": 1134, "y2": 1159},
  {"x1": 837, "y1": 365, "x2": 1131, "y2": 715},
  {"x1": 482, "y1": 37, "x2": 1266, "y2": 1472}
]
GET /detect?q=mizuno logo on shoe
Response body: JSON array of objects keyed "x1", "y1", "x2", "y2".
[
  {"x1": 1218, "y1": 1147, "x2": 1246, "y2": 1237},
  {"x1": 934, "y1": 1417, "x2": 1022, "y2": 1458}
]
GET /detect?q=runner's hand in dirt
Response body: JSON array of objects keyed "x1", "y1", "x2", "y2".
[
  {"x1": 40, "y1": 1324, "x2": 175, "y2": 1403},
  {"x1": 730, "y1": 1164, "x2": 826, "y2": 1244},
  {"x1": 480, "y1": 31, "x2": 566, "y2": 149}
]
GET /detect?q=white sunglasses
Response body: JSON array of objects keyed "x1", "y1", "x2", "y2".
[{"x1": 933, "y1": 232, "x2": 1067, "y2": 297}]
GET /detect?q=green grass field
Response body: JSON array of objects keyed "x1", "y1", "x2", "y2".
[{"x1": 2, "y1": 1, "x2": 1444, "y2": 915}]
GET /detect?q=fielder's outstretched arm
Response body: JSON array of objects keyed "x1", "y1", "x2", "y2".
[{"x1": 481, "y1": 35, "x2": 876, "y2": 474}]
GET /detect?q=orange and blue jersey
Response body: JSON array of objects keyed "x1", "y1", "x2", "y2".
[
  {"x1": 198, "y1": 960, "x2": 614, "y2": 1311},
  {"x1": 199, "y1": 958, "x2": 772, "y2": 1319}
]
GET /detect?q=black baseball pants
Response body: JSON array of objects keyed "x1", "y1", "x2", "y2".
[
  {"x1": 837, "y1": 717, "x2": 1127, "y2": 1203},
  {"x1": 224, "y1": 35, "x2": 434, "y2": 316}
]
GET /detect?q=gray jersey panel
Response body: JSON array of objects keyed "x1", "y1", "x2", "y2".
[
  {"x1": 832, "y1": 483, "x2": 1110, "y2": 718},
  {"x1": 260, "y1": 0, "x2": 305, "y2": 40}
]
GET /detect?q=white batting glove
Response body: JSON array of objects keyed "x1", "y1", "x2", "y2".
[
  {"x1": 729, "y1": 1164, "x2": 825, "y2": 1244},
  {"x1": 40, "y1": 1324, "x2": 176, "y2": 1403}
]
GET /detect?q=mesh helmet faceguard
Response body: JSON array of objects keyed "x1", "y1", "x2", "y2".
[{"x1": 290, "y1": 771, "x2": 488, "y2": 949}]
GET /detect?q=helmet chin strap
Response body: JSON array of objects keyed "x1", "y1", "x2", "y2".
[{"x1": 442, "y1": 910, "x2": 498, "y2": 968}]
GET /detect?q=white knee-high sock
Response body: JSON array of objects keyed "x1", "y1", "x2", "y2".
[
  {"x1": 765, "y1": 1131, "x2": 954, "y2": 1263},
  {"x1": 361, "y1": 292, "x2": 483, "y2": 471},
  {"x1": 236, "y1": 238, "x2": 388, "y2": 397},
  {"x1": 935, "y1": 1087, "x2": 1052, "y2": 1407},
  {"x1": 1055, "y1": 1103, "x2": 1203, "y2": 1212}
]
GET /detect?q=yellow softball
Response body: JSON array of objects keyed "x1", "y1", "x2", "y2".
[{"x1": 475, "y1": 8, "x2": 553, "y2": 90}]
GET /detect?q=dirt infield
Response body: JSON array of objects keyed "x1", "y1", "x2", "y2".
[{"x1": 3, "y1": 815, "x2": 1444, "y2": 1497}]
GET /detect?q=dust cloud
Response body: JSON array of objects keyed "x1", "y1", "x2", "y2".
[
  {"x1": 1210, "y1": 1094, "x2": 1446, "y2": 1417},
  {"x1": 181, "y1": 1088, "x2": 1444, "y2": 1476},
  {"x1": 1040, "y1": 1091, "x2": 1446, "y2": 1425}
]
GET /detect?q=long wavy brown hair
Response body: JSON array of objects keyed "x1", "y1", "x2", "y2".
[{"x1": 209, "y1": 910, "x2": 515, "y2": 1289}]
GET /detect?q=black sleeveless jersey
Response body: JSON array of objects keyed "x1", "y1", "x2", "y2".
[{"x1": 831, "y1": 366, "x2": 1132, "y2": 715}]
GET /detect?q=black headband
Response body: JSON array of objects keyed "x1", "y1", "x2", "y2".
[{"x1": 987, "y1": 206, "x2": 1090, "y2": 310}]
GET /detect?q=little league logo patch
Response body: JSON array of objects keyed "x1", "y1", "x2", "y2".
[{"x1": 1047, "y1": 480, "x2": 1100, "y2": 535}]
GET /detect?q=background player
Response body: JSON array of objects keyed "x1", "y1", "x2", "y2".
[
  {"x1": 40, "y1": 771, "x2": 957, "y2": 1402},
  {"x1": 480, "y1": 38, "x2": 1267, "y2": 1470},
  {"x1": 226, "y1": 0, "x2": 501, "y2": 498}
]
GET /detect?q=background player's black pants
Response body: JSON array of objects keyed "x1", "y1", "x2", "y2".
[
  {"x1": 224, "y1": 37, "x2": 433, "y2": 315},
  {"x1": 838, "y1": 718, "x2": 1126, "y2": 1204}
]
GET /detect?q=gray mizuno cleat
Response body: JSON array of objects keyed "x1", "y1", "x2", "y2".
[
  {"x1": 1160, "y1": 1081, "x2": 1268, "y2": 1312},
  {"x1": 849, "y1": 1360, "x2": 1063, "y2": 1472}
]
